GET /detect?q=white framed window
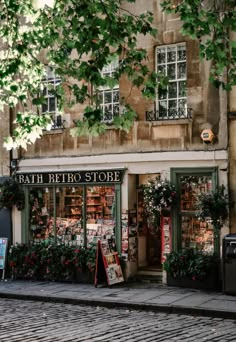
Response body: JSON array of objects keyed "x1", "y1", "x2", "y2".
[
  {"x1": 156, "y1": 43, "x2": 187, "y2": 119},
  {"x1": 42, "y1": 67, "x2": 62, "y2": 129},
  {"x1": 99, "y1": 58, "x2": 119, "y2": 123}
]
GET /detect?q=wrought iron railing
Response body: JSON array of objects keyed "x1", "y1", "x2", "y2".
[
  {"x1": 146, "y1": 107, "x2": 193, "y2": 121},
  {"x1": 51, "y1": 114, "x2": 65, "y2": 129}
]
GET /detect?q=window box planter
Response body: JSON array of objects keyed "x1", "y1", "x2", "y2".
[
  {"x1": 167, "y1": 271, "x2": 220, "y2": 291},
  {"x1": 164, "y1": 249, "x2": 221, "y2": 291}
]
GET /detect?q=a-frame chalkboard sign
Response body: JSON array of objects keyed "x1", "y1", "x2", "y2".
[
  {"x1": 0, "y1": 238, "x2": 8, "y2": 280},
  {"x1": 94, "y1": 239, "x2": 124, "y2": 287}
]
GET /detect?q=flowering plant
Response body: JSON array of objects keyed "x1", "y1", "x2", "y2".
[
  {"x1": 163, "y1": 249, "x2": 219, "y2": 281},
  {"x1": 143, "y1": 178, "x2": 177, "y2": 224},
  {"x1": 196, "y1": 185, "x2": 228, "y2": 229},
  {"x1": 8, "y1": 242, "x2": 97, "y2": 282}
]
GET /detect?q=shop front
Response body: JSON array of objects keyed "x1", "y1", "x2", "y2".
[
  {"x1": 17, "y1": 169, "x2": 125, "y2": 253},
  {"x1": 14, "y1": 150, "x2": 228, "y2": 283}
]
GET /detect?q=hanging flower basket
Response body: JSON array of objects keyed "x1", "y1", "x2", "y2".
[
  {"x1": 0, "y1": 178, "x2": 25, "y2": 210},
  {"x1": 142, "y1": 177, "x2": 177, "y2": 227}
]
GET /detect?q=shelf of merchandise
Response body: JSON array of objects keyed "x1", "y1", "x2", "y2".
[{"x1": 64, "y1": 194, "x2": 82, "y2": 218}]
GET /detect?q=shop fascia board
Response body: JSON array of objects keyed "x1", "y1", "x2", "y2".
[{"x1": 18, "y1": 150, "x2": 228, "y2": 170}]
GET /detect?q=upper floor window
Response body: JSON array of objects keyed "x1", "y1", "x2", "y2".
[
  {"x1": 156, "y1": 43, "x2": 187, "y2": 120},
  {"x1": 42, "y1": 67, "x2": 63, "y2": 129},
  {"x1": 99, "y1": 58, "x2": 119, "y2": 123}
]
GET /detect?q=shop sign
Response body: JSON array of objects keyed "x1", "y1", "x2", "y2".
[
  {"x1": 17, "y1": 169, "x2": 125, "y2": 185},
  {"x1": 0, "y1": 238, "x2": 8, "y2": 280}
]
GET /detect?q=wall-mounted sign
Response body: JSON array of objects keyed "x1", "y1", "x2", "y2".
[{"x1": 17, "y1": 169, "x2": 125, "y2": 185}]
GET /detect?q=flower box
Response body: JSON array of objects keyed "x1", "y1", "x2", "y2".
[{"x1": 167, "y1": 272, "x2": 221, "y2": 290}]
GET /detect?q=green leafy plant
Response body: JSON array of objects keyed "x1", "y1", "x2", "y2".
[
  {"x1": 0, "y1": 178, "x2": 25, "y2": 210},
  {"x1": 163, "y1": 249, "x2": 219, "y2": 281},
  {"x1": 196, "y1": 185, "x2": 228, "y2": 229}
]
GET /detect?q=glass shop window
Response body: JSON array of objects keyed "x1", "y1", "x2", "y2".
[
  {"x1": 86, "y1": 186, "x2": 115, "y2": 246},
  {"x1": 29, "y1": 187, "x2": 54, "y2": 241},
  {"x1": 29, "y1": 185, "x2": 116, "y2": 246},
  {"x1": 180, "y1": 175, "x2": 214, "y2": 253}
]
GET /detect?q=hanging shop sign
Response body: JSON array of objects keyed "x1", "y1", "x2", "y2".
[{"x1": 17, "y1": 169, "x2": 125, "y2": 185}]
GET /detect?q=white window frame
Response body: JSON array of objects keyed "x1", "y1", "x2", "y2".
[
  {"x1": 99, "y1": 58, "x2": 119, "y2": 123},
  {"x1": 42, "y1": 66, "x2": 62, "y2": 129},
  {"x1": 156, "y1": 43, "x2": 187, "y2": 120}
]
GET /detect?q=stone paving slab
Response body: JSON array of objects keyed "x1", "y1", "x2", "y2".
[{"x1": 0, "y1": 280, "x2": 236, "y2": 319}]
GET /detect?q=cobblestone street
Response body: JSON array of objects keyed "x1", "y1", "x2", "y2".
[{"x1": 0, "y1": 298, "x2": 236, "y2": 341}]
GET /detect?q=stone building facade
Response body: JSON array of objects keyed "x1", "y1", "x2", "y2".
[{"x1": 0, "y1": 0, "x2": 233, "y2": 280}]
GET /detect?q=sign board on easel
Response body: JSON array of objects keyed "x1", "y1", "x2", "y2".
[
  {"x1": 0, "y1": 238, "x2": 8, "y2": 280},
  {"x1": 94, "y1": 239, "x2": 124, "y2": 287}
]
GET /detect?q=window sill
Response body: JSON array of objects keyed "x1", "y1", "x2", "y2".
[
  {"x1": 150, "y1": 118, "x2": 192, "y2": 126},
  {"x1": 43, "y1": 128, "x2": 64, "y2": 135}
]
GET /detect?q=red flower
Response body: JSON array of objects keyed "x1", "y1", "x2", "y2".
[
  {"x1": 9, "y1": 261, "x2": 16, "y2": 267},
  {"x1": 192, "y1": 276, "x2": 196, "y2": 281}
]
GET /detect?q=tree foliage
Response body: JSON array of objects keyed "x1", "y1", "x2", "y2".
[
  {"x1": 0, "y1": 0, "x2": 235, "y2": 150},
  {"x1": 161, "y1": 0, "x2": 236, "y2": 90},
  {"x1": 0, "y1": 0, "x2": 161, "y2": 149}
]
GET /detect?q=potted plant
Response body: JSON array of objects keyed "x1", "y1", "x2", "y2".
[
  {"x1": 196, "y1": 185, "x2": 228, "y2": 254},
  {"x1": 163, "y1": 249, "x2": 220, "y2": 290},
  {"x1": 142, "y1": 177, "x2": 177, "y2": 228}
]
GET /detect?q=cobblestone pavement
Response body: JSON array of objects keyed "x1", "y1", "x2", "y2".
[{"x1": 0, "y1": 298, "x2": 236, "y2": 342}]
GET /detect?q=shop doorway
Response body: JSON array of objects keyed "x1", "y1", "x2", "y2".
[{"x1": 137, "y1": 188, "x2": 162, "y2": 271}]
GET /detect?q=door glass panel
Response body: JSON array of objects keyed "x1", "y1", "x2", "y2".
[
  {"x1": 180, "y1": 175, "x2": 214, "y2": 254},
  {"x1": 181, "y1": 216, "x2": 214, "y2": 253},
  {"x1": 86, "y1": 186, "x2": 115, "y2": 246}
]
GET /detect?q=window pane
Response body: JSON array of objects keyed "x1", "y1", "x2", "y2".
[
  {"x1": 113, "y1": 104, "x2": 119, "y2": 115},
  {"x1": 158, "y1": 88, "x2": 167, "y2": 100},
  {"x1": 180, "y1": 175, "x2": 212, "y2": 211},
  {"x1": 177, "y1": 45, "x2": 186, "y2": 61},
  {"x1": 113, "y1": 90, "x2": 119, "y2": 103},
  {"x1": 178, "y1": 99, "x2": 187, "y2": 117},
  {"x1": 181, "y1": 216, "x2": 214, "y2": 253},
  {"x1": 49, "y1": 97, "x2": 56, "y2": 112},
  {"x1": 167, "y1": 64, "x2": 176, "y2": 80},
  {"x1": 29, "y1": 187, "x2": 54, "y2": 242},
  {"x1": 42, "y1": 103, "x2": 48, "y2": 113},
  {"x1": 157, "y1": 48, "x2": 166, "y2": 64},
  {"x1": 167, "y1": 47, "x2": 176, "y2": 62},
  {"x1": 159, "y1": 101, "x2": 167, "y2": 118},
  {"x1": 177, "y1": 62, "x2": 186, "y2": 79},
  {"x1": 86, "y1": 186, "x2": 115, "y2": 247},
  {"x1": 104, "y1": 92, "x2": 112, "y2": 104},
  {"x1": 158, "y1": 65, "x2": 166, "y2": 75},
  {"x1": 168, "y1": 82, "x2": 177, "y2": 98},
  {"x1": 178, "y1": 81, "x2": 186, "y2": 97}
]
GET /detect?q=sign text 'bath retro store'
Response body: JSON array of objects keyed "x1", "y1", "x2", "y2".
[{"x1": 17, "y1": 169, "x2": 125, "y2": 185}]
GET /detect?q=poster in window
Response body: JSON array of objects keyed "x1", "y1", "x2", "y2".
[{"x1": 161, "y1": 217, "x2": 171, "y2": 263}]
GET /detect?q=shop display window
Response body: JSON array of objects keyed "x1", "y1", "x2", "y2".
[
  {"x1": 29, "y1": 185, "x2": 115, "y2": 247},
  {"x1": 86, "y1": 186, "x2": 115, "y2": 246},
  {"x1": 180, "y1": 175, "x2": 214, "y2": 253}
]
